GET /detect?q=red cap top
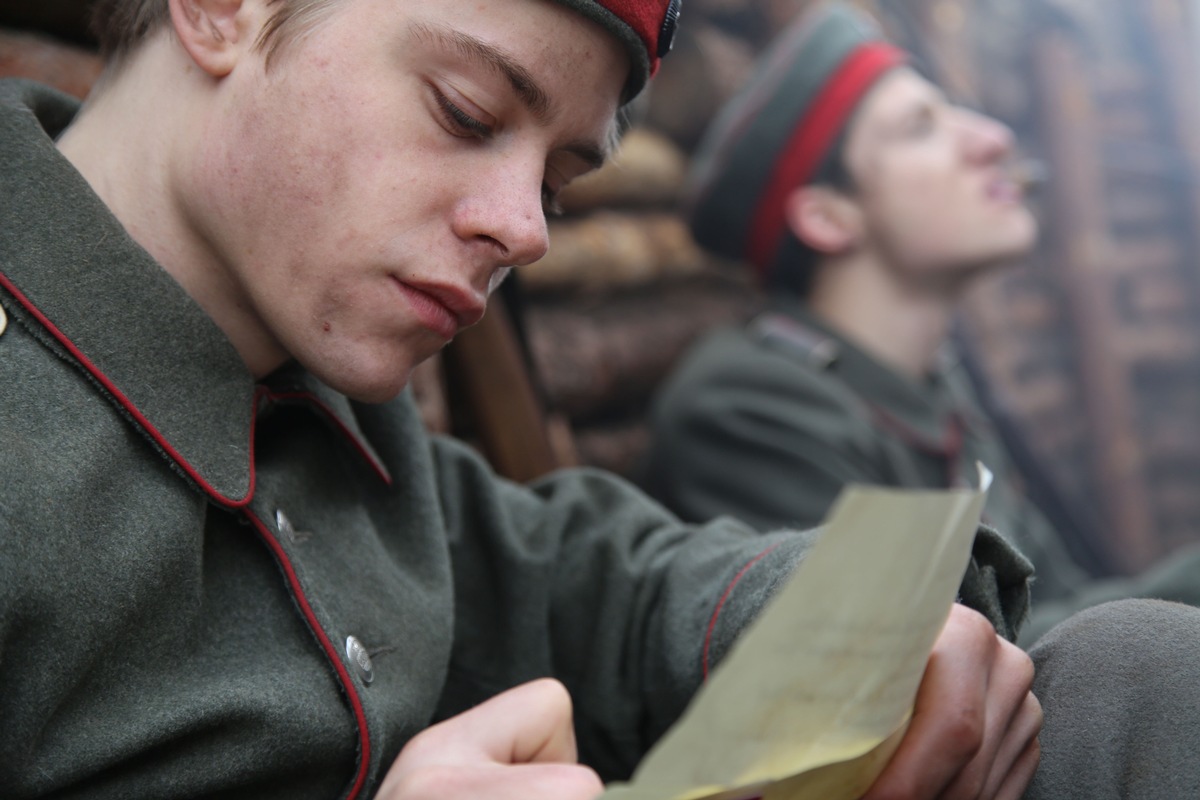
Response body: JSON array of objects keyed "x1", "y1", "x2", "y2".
[{"x1": 553, "y1": 0, "x2": 682, "y2": 101}]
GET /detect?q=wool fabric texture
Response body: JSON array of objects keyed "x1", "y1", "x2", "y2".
[{"x1": 686, "y1": 2, "x2": 904, "y2": 282}]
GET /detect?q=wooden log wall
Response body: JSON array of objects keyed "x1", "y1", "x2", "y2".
[
  {"x1": 520, "y1": 130, "x2": 765, "y2": 478},
  {"x1": 9, "y1": 1, "x2": 1200, "y2": 572},
  {"x1": 896, "y1": 0, "x2": 1200, "y2": 572}
]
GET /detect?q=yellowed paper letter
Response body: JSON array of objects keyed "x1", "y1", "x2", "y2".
[{"x1": 604, "y1": 466, "x2": 993, "y2": 800}]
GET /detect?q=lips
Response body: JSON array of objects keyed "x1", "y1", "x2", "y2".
[
  {"x1": 391, "y1": 276, "x2": 487, "y2": 338},
  {"x1": 985, "y1": 174, "x2": 1023, "y2": 204}
]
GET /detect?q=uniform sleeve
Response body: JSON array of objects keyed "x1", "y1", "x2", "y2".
[
  {"x1": 643, "y1": 331, "x2": 891, "y2": 531},
  {"x1": 1019, "y1": 542, "x2": 1200, "y2": 647},
  {"x1": 427, "y1": 432, "x2": 821, "y2": 781}
]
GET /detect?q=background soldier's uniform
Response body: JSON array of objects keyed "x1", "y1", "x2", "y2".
[{"x1": 644, "y1": 299, "x2": 1200, "y2": 645}]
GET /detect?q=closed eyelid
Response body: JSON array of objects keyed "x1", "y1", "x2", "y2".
[
  {"x1": 409, "y1": 20, "x2": 615, "y2": 173},
  {"x1": 434, "y1": 90, "x2": 493, "y2": 136},
  {"x1": 410, "y1": 21, "x2": 553, "y2": 123}
]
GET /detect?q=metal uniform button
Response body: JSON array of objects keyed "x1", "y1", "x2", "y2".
[
  {"x1": 275, "y1": 509, "x2": 297, "y2": 543},
  {"x1": 345, "y1": 635, "x2": 374, "y2": 685}
]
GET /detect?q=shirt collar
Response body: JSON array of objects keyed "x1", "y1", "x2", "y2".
[
  {"x1": 770, "y1": 296, "x2": 962, "y2": 445},
  {"x1": 260, "y1": 364, "x2": 393, "y2": 485},
  {"x1": 0, "y1": 80, "x2": 390, "y2": 504}
]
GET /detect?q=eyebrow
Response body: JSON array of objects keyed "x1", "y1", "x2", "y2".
[{"x1": 410, "y1": 21, "x2": 610, "y2": 170}]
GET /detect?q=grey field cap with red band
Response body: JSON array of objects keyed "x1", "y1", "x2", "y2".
[
  {"x1": 550, "y1": 0, "x2": 682, "y2": 102},
  {"x1": 685, "y1": 2, "x2": 905, "y2": 282}
]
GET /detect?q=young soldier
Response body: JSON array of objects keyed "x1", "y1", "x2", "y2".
[
  {"x1": 2, "y1": 1, "x2": 1199, "y2": 798},
  {"x1": 643, "y1": 1, "x2": 1200, "y2": 646}
]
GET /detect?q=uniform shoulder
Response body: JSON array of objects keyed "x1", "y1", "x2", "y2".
[{"x1": 659, "y1": 317, "x2": 857, "y2": 411}]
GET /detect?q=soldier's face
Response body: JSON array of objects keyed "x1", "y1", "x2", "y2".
[
  {"x1": 842, "y1": 68, "x2": 1037, "y2": 286},
  {"x1": 181, "y1": 0, "x2": 625, "y2": 401}
]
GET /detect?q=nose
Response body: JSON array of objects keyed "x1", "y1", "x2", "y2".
[
  {"x1": 453, "y1": 159, "x2": 551, "y2": 269},
  {"x1": 957, "y1": 108, "x2": 1015, "y2": 165}
]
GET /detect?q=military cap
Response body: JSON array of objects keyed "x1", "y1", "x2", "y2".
[
  {"x1": 553, "y1": 0, "x2": 684, "y2": 101},
  {"x1": 686, "y1": 2, "x2": 905, "y2": 281}
]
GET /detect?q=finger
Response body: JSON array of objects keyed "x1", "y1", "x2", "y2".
[
  {"x1": 458, "y1": 678, "x2": 581, "y2": 765},
  {"x1": 991, "y1": 735, "x2": 1041, "y2": 800},
  {"x1": 941, "y1": 639, "x2": 1037, "y2": 799},
  {"x1": 397, "y1": 679, "x2": 580, "y2": 768},
  {"x1": 862, "y1": 605, "x2": 996, "y2": 800},
  {"x1": 978, "y1": 693, "x2": 1042, "y2": 800},
  {"x1": 381, "y1": 761, "x2": 604, "y2": 800}
]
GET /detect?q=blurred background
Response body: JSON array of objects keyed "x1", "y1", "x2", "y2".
[{"x1": 7, "y1": 0, "x2": 1200, "y2": 577}]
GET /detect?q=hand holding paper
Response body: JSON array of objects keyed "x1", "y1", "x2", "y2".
[
  {"x1": 604, "y1": 466, "x2": 998, "y2": 800},
  {"x1": 861, "y1": 603, "x2": 1041, "y2": 800}
]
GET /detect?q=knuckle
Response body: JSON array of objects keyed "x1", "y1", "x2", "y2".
[
  {"x1": 954, "y1": 605, "x2": 1000, "y2": 653},
  {"x1": 936, "y1": 606, "x2": 996, "y2": 662},
  {"x1": 974, "y1": 620, "x2": 1001, "y2": 653},
  {"x1": 528, "y1": 677, "x2": 576, "y2": 727},
  {"x1": 949, "y1": 602, "x2": 988, "y2": 630},
  {"x1": 943, "y1": 705, "x2": 987, "y2": 758},
  {"x1": 532, "y1": 677, "x2": 573, "y2": 707},
  {"x1": 1000, "y1": 639, "x2": 1036, "y2": 688},
  {"x1": 1026, "y1": 692, "x2": 1045, "y2": 733},
  {"x1": 1027, "y1": 690, "x2": 1043, "y2": 716}
]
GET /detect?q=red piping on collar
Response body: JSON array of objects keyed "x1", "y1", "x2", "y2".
[
  {"x1": 247, "y1": 510, "x2": 372, "y2": 800},
  {"x1": 263, "y1": 390, "x2": 393, "y2": 486},
  {"x1": 746, "y1": 42, "x2": 905, "y2": 275},
  {"x1": 0, "y1": 271, "x2": 258, "y2": 507},
  {"x1": 869, "y1": 404, "x2": 966, "y2": 488}
]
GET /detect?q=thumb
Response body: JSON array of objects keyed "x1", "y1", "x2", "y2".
[{"x1": 401, "y1": 678, "x2": 581, "y2": 767}]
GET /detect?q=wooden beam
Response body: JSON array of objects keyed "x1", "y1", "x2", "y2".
[
  {"x1": 442, "y1": 295, "x2": 575, "y2": 483},
  {"x1": 1033, "y1": 32, "x2": 1158, "y2": 570}
]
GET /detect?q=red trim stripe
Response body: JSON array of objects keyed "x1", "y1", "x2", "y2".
[
  {"x1": 702, "y1": 543, "x2": 783, "y2": 679},
  {"x1": 3, "y1": 272, "x2": 372, "y2": 795},
  {"x1": 868, "y1": 404, "x2": 965, "y2": 488},
  {"x1": 745, "y1": 43, "x2": 906, "y2": 274},
  {"x1": 0, "y1": 271, "x2": 258, "y2": 507},
  {"x1": 248, "y1": 511, "x2": 372, "y2": 800}
]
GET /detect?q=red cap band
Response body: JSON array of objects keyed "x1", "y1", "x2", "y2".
[
  {"x1": 553, "y1": 0, "x2": 682, "y2": 100},
  {"x1": 745, "y1": 42, "x2": 906, "y2": 274},
  {"x1": 598, "y1": 0, "x2": 680, "y2": 75}
]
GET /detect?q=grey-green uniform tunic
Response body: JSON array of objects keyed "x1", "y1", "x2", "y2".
[
  {"x1": 0, "y1": 80, "x2": 1040, "y2": 800},
  {"x1": 13, "y1": 79, "x2": 1200, "y2": 800},
  {"x1": 644, "y1": 298, "x2": 1200, "y2": 645}
]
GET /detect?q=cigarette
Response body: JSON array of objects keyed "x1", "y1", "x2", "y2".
[{"x1": 1009, "y1": 158, "x2": 1048, "y2": 189}]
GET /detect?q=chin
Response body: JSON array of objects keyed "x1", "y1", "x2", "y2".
[
  {"x1": 1004, "y1": 209, "x2": 1039, "y2": 251},
  {"x1": 310, "y1": 356, "x2": 416, "y2": 405},
  {"x1": 978, "y1": 219, "x2": 1038, "y2": 266},
  {"x1": 342, "y1": 380, "x2": 412, "y2": 405}
]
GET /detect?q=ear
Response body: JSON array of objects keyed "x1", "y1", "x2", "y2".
[
  {"x1": 782, "y1": 185, "x2": 862, "y2": 256},
  {"x1": 168, "y1": 0, "x2": 252, "y2": 78}
]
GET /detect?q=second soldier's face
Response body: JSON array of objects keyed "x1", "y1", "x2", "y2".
[{"x1": 842, "y1": 68, "x2": 1037, "y2": 286}]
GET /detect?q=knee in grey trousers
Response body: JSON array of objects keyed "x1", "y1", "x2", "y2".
[{"x1": 1025, "y1": 598, "x2": 1200, "y2": 799}]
